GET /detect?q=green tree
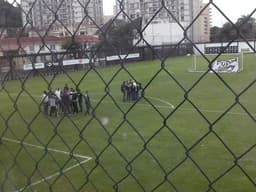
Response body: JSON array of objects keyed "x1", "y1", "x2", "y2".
[
  {"x1": 0, "y1": 1, "x2": 22, "y2": 28},
  {"x1": 219, "y1": 22, "x2": 237, "y2": 41},
  {"x1": 62, "y1": 39, "x2": 83, "y2": 58},
  {"x1": 210, "y1": 15, "x2": 256, "y2": 42},
  {"x1": 96, "y1": 19, "x2": 134, "y2": 54},
  {"x1": 236, "y1": 15, "x2": 256, "y2": 39},
  {"x1": 210, "y1": 26, "x2": 221, "y2": 42}
]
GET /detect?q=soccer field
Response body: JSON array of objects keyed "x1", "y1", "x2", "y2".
[{"x1": 0, "y1": 55, "x2": 256, "y2": 192}]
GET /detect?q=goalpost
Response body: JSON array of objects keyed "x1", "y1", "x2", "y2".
[{"x1": 189, "y1": 52, "x2": 245, "y2": 73}]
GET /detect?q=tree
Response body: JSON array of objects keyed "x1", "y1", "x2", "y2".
[
  {"x1": 210, "y1": 15, "x2": 256, "y2": 42},
  {"x1": 62, "y1": 38, "x2": 83, "y2": 58},
  {"x1": 210, "y1": 26, "x2": 221, "y2": 42},
  {"x1": 0, "y1": 1, "x2": 22, "y2": 28},
  {"x1": 235, "y1": 15, "x2": 256, "y2": 40},
  {"x1": 95, "y1": 19, "x2": 134, "y2": 54},
  {"x1": 219, "y1": 22, "x2": 237, "y2": 41}
]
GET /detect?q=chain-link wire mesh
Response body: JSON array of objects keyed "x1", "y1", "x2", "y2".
[{"x1": 0, "y1": 0, "x2": 256, "y2": 191}]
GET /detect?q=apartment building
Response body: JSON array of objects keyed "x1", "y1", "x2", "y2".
[
  {"x1": 21, "y1": 0, "x2": 103, "y2": 36},
  {"x1": 115, "y1": 0, "x2": 211, "y2": 45},
  {"x1": 193, "y1": 2, "x2": 211, "y2": 43}
]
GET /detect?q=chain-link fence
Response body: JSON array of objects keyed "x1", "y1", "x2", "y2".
[{"x1": 0, "y1": 0, "x2": 256, "y2": 191}]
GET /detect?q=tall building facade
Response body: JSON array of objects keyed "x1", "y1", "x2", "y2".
[
  {"x1": 21, "y1": 0, "x2": 103, "y2": 36},
  {"x1": 115, "y1": 0, "x2": 211, "y2": 45},
  {"x1": 193, "y1": 2, "x2": 211, "y2": 43}
]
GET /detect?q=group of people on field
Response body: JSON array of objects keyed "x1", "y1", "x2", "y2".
[
  {"x1": 121, "y1": 80, "x2": 142, "y2": 102},
  {"x1": 41, "y1": 84, "x2": 91, "y2": 117}
]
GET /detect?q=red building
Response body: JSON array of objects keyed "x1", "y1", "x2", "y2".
[{"x1": 0, "y1": 35, "x2": 99, "y2": 73}]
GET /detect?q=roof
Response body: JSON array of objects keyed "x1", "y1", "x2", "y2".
[{"x1": 0, "y1": 35, "x2": 99, "y2": 51}]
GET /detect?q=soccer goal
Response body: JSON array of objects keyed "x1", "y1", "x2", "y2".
[{"x1": 189, "y1": 52, "x2": 245, "y2": 73}]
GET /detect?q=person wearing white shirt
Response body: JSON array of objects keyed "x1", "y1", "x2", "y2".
[{"x1": 41, "y1": 91, "x2": 49, "y2": 115}]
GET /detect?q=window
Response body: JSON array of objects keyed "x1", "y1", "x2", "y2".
[
  {"x1": 40, "y1": 55, "x2": 46, "y2": 62},
  {"x1": 29, "y1": 45, "x2": 34, "y2": 52},
  {"x1": 29, "y1": 56, "x2": 36, "y2": 63},
  {"x1": 50, "y1": 44, "x2": 56, "y2": 50},
  {"x1": 152, "y1": 21, "x2": 159, "y2": 24},
  {"x1": 52, "y1": 54, "x2": 58, "y2": 62}
]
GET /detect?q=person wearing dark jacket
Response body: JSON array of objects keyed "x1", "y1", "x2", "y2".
[
  {"x1": 62, "y1": 89, "x2": 71, "y2": 114},
  {"x1": 84, "y1": 91, "x2": 91, "y2": 115},
  {"x1": 77, "y1": 88, "x2": 83, "y2": 112},
  {"x1": 70, "y1": 88, "x2": 78, "y2": 114}
]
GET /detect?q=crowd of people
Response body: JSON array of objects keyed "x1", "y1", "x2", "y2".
[
  {"x1": 41, "y1": 80, "x2": 142, "y2": 117},
  {"x1": 41, "y1": 84, "x2": 92, "y2": 117},
  {"x1": 121, "y1": 80, "x2": 142, "y2": 102}
]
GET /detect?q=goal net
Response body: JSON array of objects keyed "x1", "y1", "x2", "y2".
[{"x1": 189, "y1": 53, "x2": 244, "y2": 73}]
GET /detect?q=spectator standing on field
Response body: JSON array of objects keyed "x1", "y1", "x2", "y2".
[
  {"x1": 41, "y1": 90, "x2": 49, "y2": 115},
  {"x1": 121, "y1": 81, "x2": 126, "y2": 102},
  {"x1": 126, "y1": 80, "x2": 132, "y2": 101},
  {"x1": 62, "y1": 88, "x2": 71, "y2": 114},
  {"x1": 55, "y1": 88, "x2": 62, "y2": 113},
  {"x1": 131, "y1": 80, "x2": 136, "y2": 101},
  {"x1": 77, "y1": 88, "x2": 83, "y2": 112},
  {"x1": 48, "y1": 91, "x2": 58, "y2": 117},
  {"x1": 70, "y1": 88, "x2": 78, "y2": 114},
  {"x1": 84, "y1": 91, "x2": 91, "y2": 115}
]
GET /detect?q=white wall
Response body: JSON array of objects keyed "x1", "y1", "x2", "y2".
[
  {"x1": 24, "y1": 44, "x2": 63, "y2": 54},
  {"x1": 141, "y1": 22, "x2": 189, "y2": 46}
]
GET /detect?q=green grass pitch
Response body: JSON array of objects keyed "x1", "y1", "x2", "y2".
[{"x1": 0, "y1": 54, "x2": 256, "y2": 192}]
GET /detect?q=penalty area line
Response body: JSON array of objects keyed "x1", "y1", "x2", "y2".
[
  {"x1": 1, "y1": 137, "x2": 92, "y2": 192},
  {"x1": 15, "y1": 158, "x2": 91, "y2": 192},
  {"x1": 2, "y1": 137, "x2": 91, "y2": 160},
  {"x1": 147, "y1": 96, "x2": 175, "y2": 109},
  {"x1": 2, "y1": 137, "x2": 92, "y2": 160}
]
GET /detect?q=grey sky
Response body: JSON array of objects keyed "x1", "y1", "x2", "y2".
[
  {"x1": 209, "y1": 0, "x2": 256, "y2": 26},
  {"x1": 8, "y1": 0, "x2": 256, "y2": 27},
  {"x1": 104, "y1": 0, "x2": 256, "y2": 27}
]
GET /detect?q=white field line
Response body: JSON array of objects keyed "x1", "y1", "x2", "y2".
[
  {"x1": 147, "y1": 96, "x2": 175, "y2": 109},
  {"x1": 15, "y1": 158, "x2": 90, "y2": 192},
  {"x1": 0, "y1": 92, "x2": 175, "y2": 109},
  {"x1": 91, "y1": 98, "x2": 255, "y2": 117},
  {"x1": 2, "y1": 137, "x2": 91, "y2": 160},
  {"x1": 0, "y1": 92, "x2": 255, "y2": 117},
  {"x1": 1, "y1": 137, "x2": 92, "y2": 192},
  {"x1": 180, "y1": 107, "x2": 256, "y2": 117},
  {"x1": 91, "y1": 98, "x2": 174, "y2": 109}
]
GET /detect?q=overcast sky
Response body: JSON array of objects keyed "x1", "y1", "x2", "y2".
[
  {"x1": 103, "y1": 0, "x2": 256, "y2": 27},
  {"x1": 8, "y1": 0, "x2": 256, "y2": 27}
]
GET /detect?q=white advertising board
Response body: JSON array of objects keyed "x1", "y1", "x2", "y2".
[
  {"x1": 62, "y1": 59, "x2": 90, "y2": 66},
  {"x1": 23, "y1": 63, "x2": 45, "y2": 71}
]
